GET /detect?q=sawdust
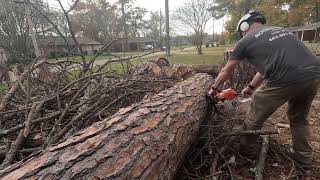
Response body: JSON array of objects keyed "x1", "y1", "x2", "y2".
[{"x1": 235, "y1": 90, "x2": 320, "y2": 178}]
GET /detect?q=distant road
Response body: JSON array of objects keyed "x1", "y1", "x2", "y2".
[{"x1": 93, "y1": 47, "x2": 195, "y2": 66}]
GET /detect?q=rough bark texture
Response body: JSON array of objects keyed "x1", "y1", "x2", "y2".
[{"x1": 0, "y1": 73, "x2": 213, "y2": 180}]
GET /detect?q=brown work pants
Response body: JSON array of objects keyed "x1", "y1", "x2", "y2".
[{"x1": 241, "y1": 79, "x2": 319, "y2": 167}]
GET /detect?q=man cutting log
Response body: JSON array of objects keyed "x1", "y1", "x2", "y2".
[{"x1": 208, "y1": 11, "x2": 320, "y2": 170}]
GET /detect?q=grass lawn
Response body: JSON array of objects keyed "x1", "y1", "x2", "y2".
[
  {"x1": 48, "y1": 50, "x2": 155, "y2": 62},
  {"x1": 48, "y1": 45, "x2": 231, "y2": 66},
  {"x1": 0, "y1": 84, "x2": 9, "y2": 94},
  {"x1": 0, "y1": 45, "x2": 232, "y2": 93},
  {"x1": 49, "y1": 55, "x2": 108, "y2": 62},
  {"x1": 94, "y1": 46, "x2": 232, "y2": 74},
  {"x1": 136, "y1": 45, "x2": 233, "y2": 66},
  {"x1": 169, "y1": 46, "x2": 231, "y2": 65},
  {"x1": 48, "y1": 45, "x2": 233, "y2": 75}
]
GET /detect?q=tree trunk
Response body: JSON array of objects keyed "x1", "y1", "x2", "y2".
[
  {"x1": 196, "y1": 44, "x2": 203, "y2": 55},
  {"x1": 0, "y1": 73, "x2": 213, "y2": 180}
]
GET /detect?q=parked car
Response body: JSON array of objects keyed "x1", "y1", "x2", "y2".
[{"x1": 144, "y1": 45, "x2": 154, "y2": 50}]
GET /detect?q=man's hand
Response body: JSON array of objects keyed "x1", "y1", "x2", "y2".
[
  {"x1": 208, "y1": 87, "x2": 219, "y2": 98},
  {"x1": 208, "y1": 86, "x2": 225, "y2": 102},
  {"x1": 241, "y1": 86, "x2": 254, "y2": 98}
]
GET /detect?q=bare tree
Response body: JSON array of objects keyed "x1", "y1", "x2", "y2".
[
  {"x1": 0, "y1": 0, "x2": 31, "y2": 63},
  {"x1": 71, "y1": 1, "x2": 120, "y2": 42},
  {"x1": 173, "y1": 0, "x2": 213, "y2": 54}
]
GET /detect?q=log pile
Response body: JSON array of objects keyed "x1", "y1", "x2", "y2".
[
  {"x1": 0, "y1": 73, "x2": 213, "y2": 179},
  {"x1": 0, "y1": 55, "x2": 220, "y2": 178},
  {"x1": 1, "y1": 53, "x2": 318, "y2": 179},
  {"x1": 134, "y1": 57, "x2": 220, "y2": 80},
  {"x1": 0, "y1": 57, "x2": 180, "y2": 170}
]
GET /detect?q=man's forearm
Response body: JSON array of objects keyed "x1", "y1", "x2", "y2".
[
  {"x1": 212, "y1": 60, "x2": 239, "y2": 89},
  {"x1": 249, "y1": 72, "x2": 264, "y2": 88},
  {"x1": 212, "y1": 68, "x2": 232, "y2": 88}
]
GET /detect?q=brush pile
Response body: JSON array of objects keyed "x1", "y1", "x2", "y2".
[
  {"x1": 1, "y1": 54, "x2": 319, "y2": 179},
  {"x1": 0, "y1": 57, "x2": 180, "y2": 169}
]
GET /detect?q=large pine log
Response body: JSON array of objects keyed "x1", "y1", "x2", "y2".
[{"x1": 0, "y1": 73, "x2": 213, "y2": 180}]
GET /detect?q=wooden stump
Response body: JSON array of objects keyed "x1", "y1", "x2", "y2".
[
  {"x1": 0, "y1": 73, "x2": 213, "y2": 180},
  {"x1": 191, "y1": 64, "x2": 220, "y2": 76}
]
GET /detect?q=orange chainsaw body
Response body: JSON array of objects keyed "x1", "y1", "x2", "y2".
[
  {"x1": 217, "y1": 88, "x2": 237, "y2": 100},
  {"x1": 215, "y1": 88, "x2": 242, "y2": 112}
]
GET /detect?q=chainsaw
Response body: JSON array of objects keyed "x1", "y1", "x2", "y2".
[{"x1": 212, "y1": 88, "x2": 251, "y2": 113}]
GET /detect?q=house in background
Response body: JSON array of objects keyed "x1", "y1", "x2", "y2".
[
  {"x1": 289, "y1": 22, "x2": 320, "y2": 41},
  {"x1": 111, "y1": 37, "x2": 158, "y2": 52},
  {"x1": 38, "y1": 36, "x2": 103, "y2": 58},
  {"x1": 171, "y1": 36, "x2": 192, "y2": 47},
  {"x1": 0, "y1": 36, "x2": 104, "y2": 61}
]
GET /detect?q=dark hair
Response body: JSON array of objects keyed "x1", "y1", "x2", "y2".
[{"x1": 249, "y1": 14, "x2": 266, "y2": 25}]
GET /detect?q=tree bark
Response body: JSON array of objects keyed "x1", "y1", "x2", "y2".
[{"x1": 0, "y1": 73, "x2": 213, "y2": 180}]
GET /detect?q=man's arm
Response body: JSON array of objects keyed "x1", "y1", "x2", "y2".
[
  {"x1": 241, "y1": 72, "x2": 264, "y2": 97},
  {"x1": 211, "y1": 60, "x2": 239, "y2": 89},
  {"x1": 249, "y1": 72, "x2": 264, "y2": 88}
]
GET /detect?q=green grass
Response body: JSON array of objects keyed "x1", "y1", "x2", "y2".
[
  {"x1": 49, "y1": 45, "x2": 233, "y2": 75},
  {"x1": 49, "y1": 55, "x2": 108, "y2": 62},
  {"x1": 49, "y1": 45, "x2": 232, "y2": 66},
  {"x1": 0, "y1": 45, "x2": 232, "y2": 94},
  {"x1": 112, "y1": 51, "x2": 151, "y2": 57},
  {"x1": 169, "y1": 46, "x2": 231, "y2": 65},
  {"x1": 49, "y1": 50, "x2": 155, "y2": 63},
  {"x1": 134, "y1": 45, "x2": 232, "y2": 66},
  {"x1": 0, "y1": 84, "x2": 8, "y2": 94}
]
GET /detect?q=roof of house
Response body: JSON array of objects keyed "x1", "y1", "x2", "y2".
[
  {"x1": 0, "y1": 36, "x2": 102, "y2": 48},
  {"x1": 288, "y1": 22, "x2": 320, "y2": 32},
  {"x1": 37, "y1": 36, "x2": 102, "y2": 46},
  {"x1": 117, "y1": 37, "x2": 158, "y2": 44}
]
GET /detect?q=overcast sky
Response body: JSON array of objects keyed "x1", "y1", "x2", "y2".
[{"x1": 47, "y1": 0, "x2": 227, "y2": 35}]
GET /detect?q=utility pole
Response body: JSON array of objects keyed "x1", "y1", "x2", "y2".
[
  {"x1": 26, "y1": 6, "x2": 41, "y2": 58},
  {"x1": 15, "y1": 0, "x2": 52, "y2": 81},
  {"x1": 212, "y1": 13, "x2": 215, "y2": 43},
  {"x1": 14, "y1": 0, "x2": 41, "y2": 58},
  {"x1": 159, "y1": 9, "x2": 162, "y2": 49},
  {"x1": 165, "y1": 0, "x2": 170, "y2": 58},
  {"x1": 120, "y1": 0, "x2": 128, "y2": 55},
  {"x1": 316, "y1": 2, "x2": 319, "y2": 22},
  {"x1": 221, "y1": 18, "x2": 224, "y2": 36}
]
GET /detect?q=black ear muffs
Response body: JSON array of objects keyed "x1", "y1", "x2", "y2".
[
  {"x1": 237, "y1": 11, "x2": 266, "y2": 35},
  {"x1": 240, "y1": 21, "x2": 250, "y2": 32}
]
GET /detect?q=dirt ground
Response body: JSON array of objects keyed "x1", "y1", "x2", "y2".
[
  {"x1": 234, "y1": 90, "x2": 320, "y2": 179},
  {"x1": 267, "y1": 91, "x2": 320, "y2": 166},
  {"x1": 175, "y1": 87, "x2": 320, "y2": 180}
]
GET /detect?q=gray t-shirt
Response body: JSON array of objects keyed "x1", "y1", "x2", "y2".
[{"x1": 230, "y1": 25, "x2": 320, "y2": 86}]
